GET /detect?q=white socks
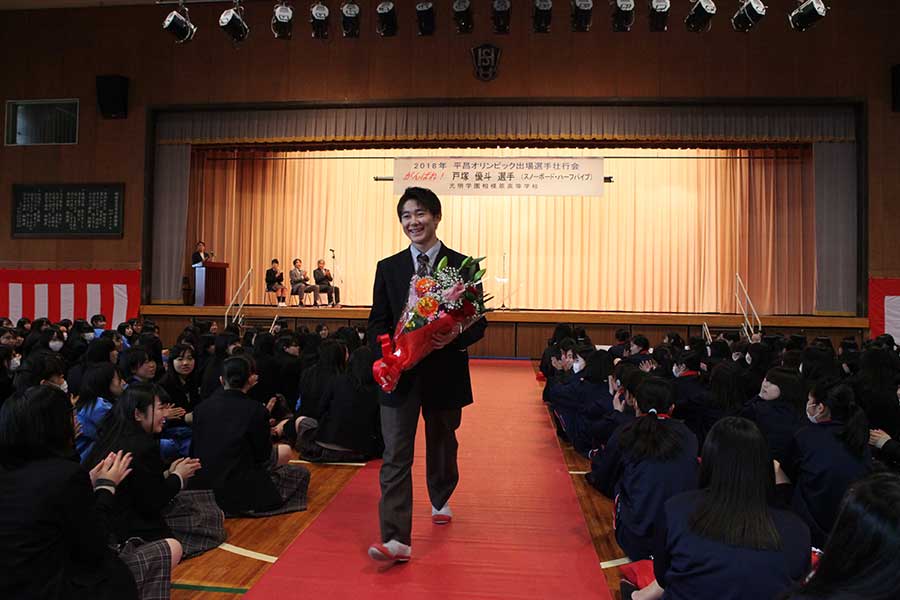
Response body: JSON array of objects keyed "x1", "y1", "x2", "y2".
[{"x1": 432, "y1": 504, "x2": 453, "y2": 518}]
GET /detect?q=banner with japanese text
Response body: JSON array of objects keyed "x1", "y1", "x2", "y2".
[{"x1": 393, "y1": 157, "x2": 604, "y2": 197}]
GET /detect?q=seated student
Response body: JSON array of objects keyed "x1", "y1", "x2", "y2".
[
  {"x1": 298, "y1": 339, "x2": 347, "y2": 420},
  {"x1": 86, "y1": 383, "x2": 225, "y2": 559},
  {"x1": 67, "y1": 338, "x2": 118, "y2": 398},
  {"x1": 589, "y1": 362, "x2": 642, "y2": 449},
  {"x1": 784, "y1": 472, "x2": 900, "y2": 600},
  {"x1": 586, "y1": 377, "x2": 699, "y2": 560},
  {"x1": 553, "y1": 349, "x2": 616, "y2": 456},
  {"x1": 293, "y1": 346, "x2": 383, "y2": 462},
  {"x1": 870, "y1": 426, "x2": 900, "y2": 471},
  {"x1": 662, "y1": 332, "x2": 685, "y2": 351},
  {"x1": 542, "y1": 337, "x2": 578, "y2": 404},
  {"x1": 75, "y1": 363, "x2": 125, "y2": 463},
  {"x1": 199, "y1": 333, "x2": 241, "y2": 400},
  {"x1": 91, "y1": 314, "x2": 108, "y2": 339},
  {"x1": 62, "y1": 320, "x2": 93, "y2": 365},
  {"x1": 633, "y1": 417, "x2": 811, "y2": 600},
  {"x1": 137, "y1": 334, "x2": 165, "y2": 383},
  {"x1": 627, "y1": 334, "x2": 654, "y2": 367},
  {"x1": 609, "y1": 328, "x2": 631, "y2": 360},
  {"x1": 0, "y1": 347, "x2": 15, "y2": 408},
  {"x1": 780, "y1": 379, "x2": 873, "y2": 548},
  {"x1": 119, "y1": 347, "x2": 157, "y2": 386},
  {"x1": 741, "y1": 342, "x2": 774, "y2": 400},
  {"x1": 157, "y1": 344, "x2": 200, "y2": 460},
  {"x1": 539, "y1": 324, "x2": 574, "y2": 381},
  {"x1": 117, "y1": 322, "x2": 134, "y2": 349},
  {"x1": 265, "y1": 259, "x2": 288, "y2": 307},
  {"x1": 670, "y1": 350, "x2": 707, "y2": 446},
  {"x1": 274, "y1": 335, "x2": 303, "y2": 406},
  {"x1": 191, "y1": 356, "x2": 310, "y2": 516},
  {"x1": 741, "y1": 366, "x2": 804, "y2": 463},
  {"x1": 249, "y1": 333, "x2": 279, "y2": 405},
  {"x1": 696, "y1": 361, "x2": 746, "y2": 447},
  {"x1": 0, "y1": 385, "x2": 180, "y2": 600},
  {"x1": 289, "y1": 259, "x2": 320, "y2": 306}
]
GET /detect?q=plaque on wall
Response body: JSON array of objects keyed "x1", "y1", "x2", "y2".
[{"x1": 12, "y1": 183, "x2": 125, "y2": 238}]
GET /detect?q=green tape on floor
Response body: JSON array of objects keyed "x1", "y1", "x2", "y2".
[{"x1": 172, "y1": 582, "x2": 250, "y2": 594}]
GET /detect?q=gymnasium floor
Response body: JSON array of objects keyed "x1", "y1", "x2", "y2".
[{"x1": 171, "y1": 360, "x2": 625, "y2": 600}]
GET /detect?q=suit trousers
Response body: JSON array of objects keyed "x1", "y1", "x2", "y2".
[
  {"x1": 378, "y1": 397, "x2": 462, "y2": 545},
  {"x1": 317, "y1": 284, "x2": 340, "y2": 304}
]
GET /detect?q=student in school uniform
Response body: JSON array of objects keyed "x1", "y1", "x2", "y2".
[
  {"x1": 784, "y1": 472, "x2": 900, "y2": 600},
  {"x1": 588, "y1": 363, "x2": 642, "y2": 450},
  {"x1": 779, "y1": 379, "x2": 873, "y2": 548},
  {"x1": 670, "y1": 350, "x2": 708, "y2": 447},
  {"x1": 74, "y1": 363, "x2": 125, "y2": 463},
  {"x1": 586, "y1": 376, "x2": 699, "y2": 560},
  {"x1": 627, "y1": 334, "x2": 655, "y2": 368},
  {"x1": 633, "y1": 417, "x2": 811, "y2": 600},
  {"x1": 741, "y1": 366, "x2": 805, "y2": 463}
]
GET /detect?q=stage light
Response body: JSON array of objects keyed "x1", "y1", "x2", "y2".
[
  {"x1": 611, "y1": 0, "x2": 635, "y2": 32},
  {"x1": 376, "y1": 1, "x2": 397, "y2": 36},
  {"x1": 341, "y1": 1, "x2": 360, "y2": 37},
  {"x1": 648, "y1": 0, "x2": 669, "y2": 31},
  {"x1": 163, "y1": 3, "x2": 197, "y2": 43},
  {"x1": 685, "y1": 0, "x2": 716, "y2": 32},
  {"x1": 310, "y1": 1, "x2": 329, "y2": 38},
  {"x1": 571, "y1": 0, "x2": 592, "y2": 32},
  {"x1": 220, "y1": 1, "x2": 250, "y2": 43},
  {"x1": 731, "y1": 0, "x2": 765, "y2": 32},
  {"x1": 788, "y1": 0, "x2": 826, "y2": 32},
  {"x1": 453, "y1": 0, "x2": 474, "y2": 33},
  {"x1": 271, "y1": 2, "x2": 293, "y2": 40},
  {"x1": 492, "y1": 0, "x2": 511, "y2": 34},
  {"x1": 416, "y1": 2, "x2": 436, "y2": 36},
  {"x1": 533, "y1": 0, "x2": 552, "y2": 33}
]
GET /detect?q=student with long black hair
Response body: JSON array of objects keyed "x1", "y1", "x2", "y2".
[
  {"x1": 633, "y1": 417, "x2": 810, "y2": 600},
  {"x1": 157, "y1": 344, "x2": 200, "y2": 460},
  {"x1": 0, "y1": 385, "x2": 179, "y2": 600},
  {"x1": 67, "y1": 337, "x2": 118, "y2": 398},
  {"x1": 586, "y1": 377, "x2": 698, "y2": 560},
  {"x1": 298, "y1": 339, "x2": 347, "y2": 420},
  {"x1": 853, "y1": 347, "x2": 900, "y2": 438},
  {"x1": 785, "y1": 472, "x2": 900, "y2": 600},
  {"x1": 85, "y1": 383, "x2": 225, "y2": 559},
  {"x1": 780, "y1": 379, "x2": 873, "y2": 548},
  {"x1": 588, "y1": 362, "x2": 642, "y2": 449},
  {"x1": 695, "y1": 360, "x2": 746, "y2": 447},
  {"x1": 75, "y1": 363, "x2": 125, "y2": 463},
  {"x1": 199, "y1": 332, "x2": 241, "y2": 400},
  {"x1": 741, "y1": 366, "x2": 805, "y2": 463},
  {"x1": 118, "y1": 347, "x2": 157, "y2": 386}
]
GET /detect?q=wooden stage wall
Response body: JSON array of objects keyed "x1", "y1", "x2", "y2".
[{"x1": 140, "y1": 305, "x2": 868, "y2": 360}]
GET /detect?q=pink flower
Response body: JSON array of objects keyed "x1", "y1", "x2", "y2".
[{"x1": 444, "y1": 282, "x2": 466, "y2": 302}]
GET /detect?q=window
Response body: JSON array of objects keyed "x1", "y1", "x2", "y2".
[{"x1": 5, "y1": 99, "x2": 79, "y2": 146}]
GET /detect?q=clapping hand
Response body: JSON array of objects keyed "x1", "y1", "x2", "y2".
[
  {"x1": 870, "y1": 429, "x2": 892, "y2": 449},
  {"x1": 89, "y1": 451, "x2": 133, "y2": 487},
  {"x1": 169, "y1": 457, "x2": 202, "y2": 483}
]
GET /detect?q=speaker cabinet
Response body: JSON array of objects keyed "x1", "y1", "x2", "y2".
[{"x1": 96, "y1": 75, "x2": 129, "y2": 119}]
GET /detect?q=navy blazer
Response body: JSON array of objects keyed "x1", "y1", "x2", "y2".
[
  {"x1": 672, "y1": 374, "x2": 708, "y2": 448},
  {"x1": 654, "y1": 490, "x2": 811, "y2": 600},
  {"x1": 367, "y1": 244, "x2": 487, "y2": 409},
  {"x1": 741, "y1": 397, "x2": 803, "y2": 463},
  {"x1": 783, "y1": 420, "x2": 872, "y2": 547}
]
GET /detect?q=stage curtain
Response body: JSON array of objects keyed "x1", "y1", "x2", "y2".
[{"x1": 185, "y1": 147, "x2": 815, "y2": 314}]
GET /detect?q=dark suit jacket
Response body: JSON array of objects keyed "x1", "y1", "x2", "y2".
[
  {"x1": 0, "y1": 457, "x2": 137, "y2": 600},
  {"x1": 265, "y1": 268, "x2": 284, "y2": 289},
  {"x1": 367, "y1": 244, "x2": 487, "y2": 409},
  {"x1": 313, "y1": 268, "x2": 332, "y2": 286},
  {"x1": 191, "y1": 251, "x2": 207, "y2": 265},
  {"x1": 191, "y1": 388, "x2": 283, "y2": 514}
]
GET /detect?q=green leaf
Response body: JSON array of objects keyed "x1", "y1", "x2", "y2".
[
  {"x1": 473, "y1": 268, "x2": 487, "y2": 282},
  {"x1": 460, "y1": 257, "x2": 472, "y2": 269},
  {"x1": 436, "y1": 256, "x2": 449, "y2": 271}
]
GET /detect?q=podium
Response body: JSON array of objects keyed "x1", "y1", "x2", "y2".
[{"x1": 193, "y1": 261, "x2": 229, "y2": 306}]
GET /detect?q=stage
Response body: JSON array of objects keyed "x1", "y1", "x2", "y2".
[{"x1": 140, "y1": 304, "x2": 868, "y2": 359}]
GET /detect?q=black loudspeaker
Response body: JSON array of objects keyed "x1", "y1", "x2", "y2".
[
  {"x1": 893, "y1": 65, "x2": 900, "y2": 112},
  {"x1": 96, "y1": 75, "x2": 129, "y2": 119}
]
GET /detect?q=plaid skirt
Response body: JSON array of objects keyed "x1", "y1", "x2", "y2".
[
  {"x1": 163, "y1": 489, "x2": 227, "y2": 559},
  {"x1": 238, "y1": 448, "x2": 310, "y2": 517},
  {"x1": 117, "y1": 538, "x2": 172, "y2": 600}
]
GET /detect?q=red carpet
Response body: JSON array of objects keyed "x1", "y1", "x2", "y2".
[{"x1": 246, "y1": 360, "x2": 612, "y2": 599}]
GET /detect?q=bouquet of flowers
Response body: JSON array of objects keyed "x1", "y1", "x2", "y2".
[{"x1": 373, "y1": 255, "x2": 491, "y2": 392}]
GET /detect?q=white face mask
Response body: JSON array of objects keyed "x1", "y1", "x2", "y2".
[
  {"x1": 49, "y1": 340, "x2": 64, "y2": 352},
  {"x1": 83, "y1": 332, "x2": 95, "y2": 342},
  {"x1": 358, "y1": 331, "x2": 365, "y2": 340},
  {"x1": 807, "y1": 411, "x2": 818, "y2": 424},
  {"x1": 56, "y1": 380, "x2": 69, "y2": 394},
  {"x1": 745, "y1": 353, "x2": 753, "y2": 366},
  {"x1": 732, "y1": 352, "x2": 743, "y2": 363},
  {"x1": 572, "y1": 357, "x2": 585, "y2": 374},
  {"x1": 672, "y1": 365, "x2": 681, "y2": 378},
  {"x1": 9, "y1": 356, "x2": 21, "y2": 371}
]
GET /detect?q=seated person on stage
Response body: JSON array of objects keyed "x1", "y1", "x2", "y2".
[
  {"x1": 313, "y1": 259, "x2": 340, "y2": 307},
  {"x1": 265, "y1": 259, "x2": 288, "y2": 307},
  {"x1": 289, "y1": 259, "x2": 320, "y2": 306},
  {"x1": 191, "y1": 356, "x2": 310, "y2": 517},
  {"x1": 191, "y1": 241, "x2": 210, "y2": 266}
]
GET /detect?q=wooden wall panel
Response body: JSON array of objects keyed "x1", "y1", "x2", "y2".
[
  {"x1": 469, "y1": 322, "x2": 516, "y2": 358},
  {"x1": 0, "y1": 1, "x2": 897, "y2": 283}
]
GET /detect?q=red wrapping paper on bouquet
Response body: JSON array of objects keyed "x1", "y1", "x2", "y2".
[{"x1": 373, "y1": 313, "x2": 459, "y2": 393}]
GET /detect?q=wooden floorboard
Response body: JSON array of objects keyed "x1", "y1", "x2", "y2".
[{"x1": 171, "y1": 461, "x2": 360, "y2": 598}]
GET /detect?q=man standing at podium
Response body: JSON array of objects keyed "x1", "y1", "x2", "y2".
[{"x1": 191, "y1": 241, "x2": 211, "y2": 266}]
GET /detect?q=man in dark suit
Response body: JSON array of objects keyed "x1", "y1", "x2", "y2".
[
  {"x1": 191, "y1": 241, "x2": 210, "y2": 266},
  {"x1": 366, "y1": 187, "x2": 487, "y2": 564},
  {"x1": 313, "y1": 259, "x2": 341, "y2": 307}
]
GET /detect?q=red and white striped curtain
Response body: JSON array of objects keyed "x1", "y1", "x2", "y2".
[{"x1": 0, "y1": 270, "x2": 140, "y2": 325}]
